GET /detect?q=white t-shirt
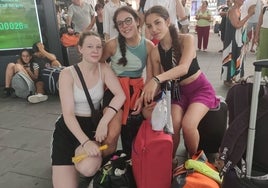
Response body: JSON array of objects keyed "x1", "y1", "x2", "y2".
[
  {"x1": 103, "y1": 1, "x2": 127, "y2": 39},
  {"x1": 144, "y1": 0, "x2": 179, "y2": 28},
  {"x1": 68, "y1": 2, "x2": 95, "y2": 33},
  {"x1": 241, "y1": 0, "x2": 261, "y2": 22}
]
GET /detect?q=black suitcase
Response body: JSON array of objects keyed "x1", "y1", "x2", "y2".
[
  {"x1": 220, "y1": 59, "x2": 268, "y2": 188},
  {"x1": 198, "y1": 96, "x2": 228, "y2": 154}
]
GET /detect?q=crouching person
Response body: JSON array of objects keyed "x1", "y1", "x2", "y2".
[{"x1": 51, "y1": 31, "x2": 126, "y2": 188}]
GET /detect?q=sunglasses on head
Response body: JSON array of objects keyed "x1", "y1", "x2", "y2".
[{"x1": 116, "y1": 17, "x2": 133, "y2": 28}]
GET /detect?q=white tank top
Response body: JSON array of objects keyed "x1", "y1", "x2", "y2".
[{"x1": 70, "y1": 64, "x2": 104, "y2": 116}]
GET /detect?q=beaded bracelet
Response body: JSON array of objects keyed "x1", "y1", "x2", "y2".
[{"x1": 107, "y1": 105, "x2": 118, "y2": 113}]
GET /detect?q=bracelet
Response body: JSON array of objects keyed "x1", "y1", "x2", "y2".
[
  {"x1": 152, "y1": 76, "x2": 161, "y2": 84},
  {"x1": 107, "y1": 105, "x2": 118, "y2": 113},
  {"x1": 81, "y1": 139, "x2": 90, "y2": 147}
]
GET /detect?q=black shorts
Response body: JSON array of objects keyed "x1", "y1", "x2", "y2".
[{"x1": 51, "y1": 115, "x2": 96, "y2": 165}]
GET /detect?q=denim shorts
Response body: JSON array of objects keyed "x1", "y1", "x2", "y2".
[{"x1": 173, "y1": 73, "x2": 220, "y2": 111}]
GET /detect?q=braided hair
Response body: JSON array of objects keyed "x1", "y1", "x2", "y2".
[{"x1": 113, "y1": 6, "x2": 141, "y2": 66}]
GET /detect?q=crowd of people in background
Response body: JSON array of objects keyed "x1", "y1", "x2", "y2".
[{"x1": 2, "y1": 0, "x2": 268, "y2": 187}]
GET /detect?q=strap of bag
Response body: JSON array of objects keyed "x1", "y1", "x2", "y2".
[{"x1": 73, "y1": 64, "x2": 97, "y2": 115}]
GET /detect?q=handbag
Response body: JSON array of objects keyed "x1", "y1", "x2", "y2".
[
  {"x1": 151, "y1": 81, "x2": 174, "y2": 134},
  {"x1": 60, "y1": 33, "x2": 79, "y2": 47},
  {"x1": 74, "y1": 64, "x2": 103, "y2": 127},
  {"x1": 93, "y1": 150, "x2": 136, "y2": 188}
]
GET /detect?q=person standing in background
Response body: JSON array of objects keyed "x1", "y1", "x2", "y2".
[
  {"x1": 255, "y1": 1, "x2": 268, "y2": 77},
  {"x1": 246, "y1": 0, "x2": 262, "y2": 53},
  {"x1": 103, "y1": 0, "x2": 127, "y2": 41},
  {"x1": 195, "y1": 1, "x2": 212, "y2": 51},
  {"x1": 66, "y1": 0, "x2": 95, "y2": 33},
  {"x1": 178, "y1": 0, "x2": 190, "y2": 33},
  {"x1": 94, "y1": 3, "x2": 105, "y2": 40},
  {"x1": 218, "y1": 0, "x2": 233, "y2": 53},
  {"x1": 221, "y1": 0, "x2": 255, "y2": 86}
]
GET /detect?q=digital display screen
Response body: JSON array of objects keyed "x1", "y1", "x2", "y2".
[{"x1": 0, "y1": 0, "x2": 42, "y2": 51}]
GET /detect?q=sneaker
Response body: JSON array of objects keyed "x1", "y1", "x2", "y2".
[
  {"x1": 27, "y1": 93, "x2": 48, "y2": 103},
  {"x1": 2, "y1": 87, "x2": 15, "y2": 98}
]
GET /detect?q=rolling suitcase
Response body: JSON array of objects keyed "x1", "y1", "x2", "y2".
[
  {"x1": 198, "y1": 96, "x2": 227, "y2": 154},
  {"x1": 219, "y1": 59, "x2": 268, "y2": 188},
  {"x1": 132, "y1": 82, "x2": 173, "y2": 188}
]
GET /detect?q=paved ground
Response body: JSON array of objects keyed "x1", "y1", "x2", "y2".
[{"x1": 0, "y1": 32, "x2": 257, "y2": 188}]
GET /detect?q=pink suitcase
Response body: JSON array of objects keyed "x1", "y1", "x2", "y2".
[{"x1": 132, "y1": 119, "x2": 173, "y2": 188}]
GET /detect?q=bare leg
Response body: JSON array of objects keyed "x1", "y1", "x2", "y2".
[
  {"x1": 171, "y1": 104, "x2": 184, "y2": 157},
  {"x1": 5, "y1": 63, "x2": 16, "y2": 88},
  {"x1": 35, "y1": 81, "x2": 45, "y2": 94},
  {"x1": 52, "y1": 166, "x2": 78, "y2": 188},
  {"x1": 182, "y1": 103, "x2": 209, "y2": 157}
]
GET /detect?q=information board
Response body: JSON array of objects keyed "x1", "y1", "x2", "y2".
[{"x1": 0, "y1": 0, "x2": 42, "y2": 51}]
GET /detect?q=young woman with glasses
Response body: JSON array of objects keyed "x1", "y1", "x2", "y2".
[{"x1": 100, "y1": 6, "x2": 154, "y2": 157}]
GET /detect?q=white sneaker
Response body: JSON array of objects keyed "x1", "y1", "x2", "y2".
[{"x1": 28, "y1": 94, "x2": 48, "y2": 103}]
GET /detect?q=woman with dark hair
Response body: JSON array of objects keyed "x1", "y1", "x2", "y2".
[
  {"x1": 195, "y1": 0, "x2": 211, "y2": 51},
  {"x1": 100, "y1": 5, "x2": 154, "y2": 156},
  {"x1": 94, "y1": 3, "x2": 104, "y2": 39},
  {"x1": 142, "y1": 5, "x2": 220, "y2": 158},
  {"x1": 3, "y1": 49, "x2": 47, "y2": 103}
]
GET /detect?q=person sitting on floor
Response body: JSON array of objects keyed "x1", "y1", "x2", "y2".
[
  {"x1": 27, "y1": 42, "x2": 63, "y2": 103},
  {"x1": 2, "y1": 49, "x2": 48, "y2": 103}
]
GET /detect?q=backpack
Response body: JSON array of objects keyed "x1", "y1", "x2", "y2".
[
  {"x1": 41, "y1": 67, "x2": 64, "y2": 95},
  {"x1": 11, "y1": 72, "x2": 36, "y2": 99},
  {"x1": 172, "y1": 150, "x2": 221, "y2": 188}
]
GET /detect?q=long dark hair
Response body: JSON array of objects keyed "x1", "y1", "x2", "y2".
[
  {"x1": 144, "y1": 6, "x2": 181, "y2": 63},
  {"x1": 20, "y1": 49, "x2": 34, "y2": 73},
  {"x1": 113, "y1": 6, "x2": 141, "y2": 66}
]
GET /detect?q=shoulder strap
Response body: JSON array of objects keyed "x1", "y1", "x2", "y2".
[{"x1": 73, "y1": 64, "x2": 97, "y2": 115}]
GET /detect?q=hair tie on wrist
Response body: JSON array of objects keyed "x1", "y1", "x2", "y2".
[
  {"x1": 107, "y1": 105, "x2": 118, "y2": 113},
  {"x1": 81, "y1": 139, "x2": 90, "y2": 147},
  {"x1": 152, "y1": 76, "x2": 161, "y2": 84}
]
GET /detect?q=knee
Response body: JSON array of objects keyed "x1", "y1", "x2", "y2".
[
  {"x1": 74, "y1": 147, "x2": 102, "y2": 177},
  {"x1": 75, "y1": 157, "x2": 102, "y2": 177},
  {"x1": 6, "y1": 63, "x2": 16, "y2": 72}
]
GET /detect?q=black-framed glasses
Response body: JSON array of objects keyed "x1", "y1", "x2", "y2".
[{"x1": 116, "y1": 17, "x2": 133, "y2": 28}]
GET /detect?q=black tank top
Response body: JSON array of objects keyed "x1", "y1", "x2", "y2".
[{"x1": 158, "y1": 44, "x2": 200, "y2": 81}]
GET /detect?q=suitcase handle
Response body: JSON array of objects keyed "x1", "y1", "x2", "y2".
[
  {"x1": 253, "y1": 59, "x2": 268, "y2": 71},
  {"x1": 246, "y1": 59, "x2": 268, "y2": 176}
]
